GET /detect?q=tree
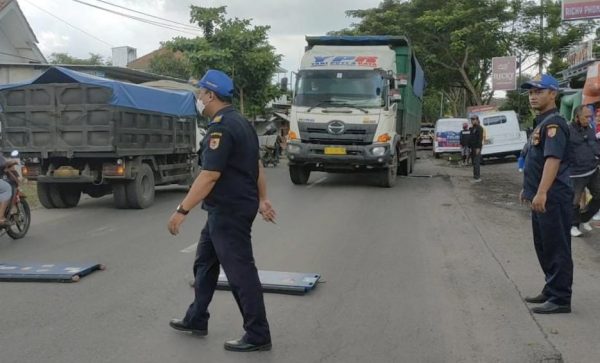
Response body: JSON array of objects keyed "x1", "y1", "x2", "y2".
[
  {"x1": 49, "y1": 53, "x2": 110, "y2": 65},
  {"x1": 514, "y1": 1, "x2": 595, "y2": 76},
  {"x1": 167, "y1": 6, "x2": 282, "y2": 117},
  {"x1": 148, "y1": 49, "x2": 191, "y2": 80},
  {"x1": 342, "y1": 0, "x2": 516, "y2": 108}
]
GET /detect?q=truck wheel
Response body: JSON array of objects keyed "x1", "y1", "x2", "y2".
[
  {"x1": 126, "y1": 163, "x2": 155, "y2": 209},
  {"x1": 60, "y1": 185, "x2": 81, "y2": 208},
  {"x1": 48, "y1": 184, "x2": 67, "y2": 208},
  {"x1": 380, "y1": 154, "x2": 398, "y2": 188},
  {"x1": 113, "y1": 183, "x2": 129, "y2": 209},
  {"x1": 37, "y1": 183, "x2": 55, "y2": 209},
  {"x1": 289, "y1": 165, "x2": 310, "y2": 185}
]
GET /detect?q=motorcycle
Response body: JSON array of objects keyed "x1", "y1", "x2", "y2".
[
  {"x1": 0, "y1": 150, "x2": 31, "y2": 239},
  {"x1": 258, "y1": 123, "x2": 281, "y2": 167}
]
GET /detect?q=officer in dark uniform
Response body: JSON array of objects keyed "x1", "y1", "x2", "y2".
[
  {"x1": 167, "y1": 69, "x2": 276, "y2": 351},
  {"x1": 520, "y1": 74, "x2": 573, "y2": 314}
]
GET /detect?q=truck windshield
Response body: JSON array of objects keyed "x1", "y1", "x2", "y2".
[{"x1": 294, "y1": 70, "x2": 384, "y2": 108}]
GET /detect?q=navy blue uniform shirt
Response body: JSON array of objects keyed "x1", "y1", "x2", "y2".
[
  {"x1": 523, "y1": 109, "x2": 571, "y2": 201},
  {"x1": 568, "y1": 122, "x2": 600, "y2": 176},
  {"x1": 201, "y1": 105, "x2": 260, "y2": 214}
]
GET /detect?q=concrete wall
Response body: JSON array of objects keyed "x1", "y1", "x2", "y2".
[{"x1": 0, "y1": 65, "x2": 41, "y2": 84}]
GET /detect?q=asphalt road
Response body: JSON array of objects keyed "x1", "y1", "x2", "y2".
[{"x1": 0, "y1": 151, "x2": 588, "y2": 362}]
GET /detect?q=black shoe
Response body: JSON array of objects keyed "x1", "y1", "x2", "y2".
[
  {"x1": 531, "y1": 302, "x2": 571, "y2": 314},
  {"x1": 524, "y1": 293, "x2": 548, "y2": 304},
  {"x1": 169, "y1": 319, "x2": 208, "y2": 336},
  {"x1": 224, "y1": 338, "x2": 272, "y2": 352}
]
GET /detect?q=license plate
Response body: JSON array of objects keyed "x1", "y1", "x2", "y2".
[{"x1": 324, "y1": 147, "x2": 347, "y2": 155}]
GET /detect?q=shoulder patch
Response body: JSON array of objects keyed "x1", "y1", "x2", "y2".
[
  {"x1": 546, "y1": 124, "x2": 558, "y2": 129},
  {"x1": 547, "y1": 127, "x2": 557, "y2": 138}
]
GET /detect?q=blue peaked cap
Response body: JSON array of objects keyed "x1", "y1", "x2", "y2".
[
  {"x1": 520, "y1": 74, "x2": 559, "y2": 91},
  {"x1": 197, "y1": 69, "x2": 234, "y2": 97}
]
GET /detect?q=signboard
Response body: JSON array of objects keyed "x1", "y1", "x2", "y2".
[
  {"x1": 566, "y1": 40, "x2": 594, "y2": 67},
  {"x1": 562, "y1": 0, "x2": 600, "y2": 21},
  {"x1": 492, "y1": 56, "x2": 516, "y2": 91},
  {"x1": 467, "y1": 105, "x2": 498, "y2": 114}
]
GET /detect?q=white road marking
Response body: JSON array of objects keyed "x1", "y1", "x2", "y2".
[
  {"x1": 307, "y1": 176, "x2": 327, "y2": 189},
  {"x1": 180, "y1": 242, "x2": 198, "y2": 253}
]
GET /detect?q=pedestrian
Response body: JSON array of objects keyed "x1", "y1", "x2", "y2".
[
  {"x1": 568, "y1": 105, "x2": 600, "y2": 237},
  {"x1": 167, "y1": 69, "x2": 276, "y2": 351},
  {"x1": 469, "y1": 115, "x2": 484, "y2": 182},
  {"x1": 459, "y1": 122, "x2": 471, "y2": 165},
  {"x1": 519, "y1": 74, "x2": 573, "y2": 314}
]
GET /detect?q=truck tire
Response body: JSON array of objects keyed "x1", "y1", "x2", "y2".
[
  {"x1": 60, "y1": 185, "x2": 81, "y2": 208},
  {"x1": 126, "y1": 163, "x2": 155, "y2": 209},
  {"x1": 48, "y1": 184, "x2": 67, "y2": 208},
  {"x1": 289, "y1": 165, "x2": 310, "y2": 185},
  {"x1": 37, "y1": 183, "x2": 55, "y2": 209},
  {"x1": 380, "y1": 154, "x2": 398, "y2": 188},
  {"x1": 112, "y1": 183, "x2": 129, "y2": 209}
]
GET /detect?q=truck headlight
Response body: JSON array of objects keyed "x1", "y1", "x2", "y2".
[
  {"x1": 371, "y1": 146, "x2": 387, "y2": 156},
  {"x1": 288, "y1": 144, "x2": 301, "y2": 154}
]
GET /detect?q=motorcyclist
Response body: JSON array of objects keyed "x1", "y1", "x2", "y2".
[{"x1": 0, "y1": 155, "x2": 19, "y2": 225}]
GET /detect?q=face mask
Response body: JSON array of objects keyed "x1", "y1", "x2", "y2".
[{"x1": 196, "y1": 98, "x2": 206, "y2": 116}]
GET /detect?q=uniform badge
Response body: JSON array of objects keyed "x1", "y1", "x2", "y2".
[
  {"x1": 547, "y1": 124, "x2": 558, "y2": 138},
  {"x1": 209, "y1": 132, "x2": 222, "y2": 150},
  {"x1": 212, "y1": 115, "x2": 223, "y2": 124}
]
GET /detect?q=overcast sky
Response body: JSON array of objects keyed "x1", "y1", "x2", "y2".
[{"x1": 19, "y1": 0, "x2": 383, "y2": 76}]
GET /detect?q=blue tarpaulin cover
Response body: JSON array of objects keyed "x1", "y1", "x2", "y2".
[{"x1": 0, "y1": 67, "x2": 198, "y2": 117}]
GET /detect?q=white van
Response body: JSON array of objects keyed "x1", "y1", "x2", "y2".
[
  {"x1": 478, "y1": 110, "x2": 527, "y2": 158},
  {"x1": 433, "y1": 118, "x2": 469, "y2": 158}
]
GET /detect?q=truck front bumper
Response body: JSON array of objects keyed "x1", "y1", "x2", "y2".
[{"x1": 286, "y1": 142, "x2": 392, "y2": 169}]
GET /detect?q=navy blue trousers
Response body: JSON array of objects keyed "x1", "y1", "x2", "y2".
[
  {"x1": 531, "y1": 198, "x2": 573, "y2": 305},
  {"x1": 183, "y1": 210, "x2": 270, "y2": 344}
]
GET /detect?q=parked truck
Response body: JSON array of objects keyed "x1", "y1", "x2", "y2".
[
  {"x1": 0, "y1": 66, "x2": 199, "y2": 209},
  {"x1": 286, "y1": 36, "x2": 425, "y2": 187}
]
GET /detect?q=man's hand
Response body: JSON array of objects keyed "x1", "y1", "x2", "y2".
[
  {"x1": 168, "y1": 212, "x2": 186, "y2": 236},
  {"x1": 519, "y1": 189, "x2": 526, "y2": 204},
  {"x1": 531, "y1": 192, "x2": 547, "y2": 213},
  {"x1": 259, "y1": 199, "x2": 276, "y2": 223}
]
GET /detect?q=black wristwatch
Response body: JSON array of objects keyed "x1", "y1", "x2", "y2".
[{"x1": 176, "y1": 204, "x2": 190, "y2": 215}]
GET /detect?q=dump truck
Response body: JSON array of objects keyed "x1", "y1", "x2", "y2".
[
  {"x1": 0, "y1": 67, "x2": 199, "y2": 209},
  {"x1": 286, "y1": 36, "x2": 425, "y2": 187}
]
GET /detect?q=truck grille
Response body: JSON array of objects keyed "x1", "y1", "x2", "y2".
[{"x1": 299, "y1": 122, "x2": 377, "y2": 146}]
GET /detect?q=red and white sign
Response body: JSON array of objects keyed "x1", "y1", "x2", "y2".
[
  {"x1": 562, "y1": 0, "x2": 600, "y2": 21},
  {"x1": 492, "y1": 56, "x2": 516, "y2": 91},
  {"x1": 566, "y1": 40, "x2": 594, "y2": 67}
]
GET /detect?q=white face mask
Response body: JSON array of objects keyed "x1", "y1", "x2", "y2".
[{"x1": 196, "y1": 99, "x2": 206, "y2": 116}]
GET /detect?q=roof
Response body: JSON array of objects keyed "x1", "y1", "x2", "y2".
[
  {"x1": 0, "y1": 63, "x2": 189, "y2": 84},
  {"x1": 127, "y1": 48, "x2": 185, "y2": 71},
  {"x1": 0, "y1": 66, "x2": 197, "y2": 117},
  {"x1": 0, "y1": 0, "x2": 45, "y2": 62}
]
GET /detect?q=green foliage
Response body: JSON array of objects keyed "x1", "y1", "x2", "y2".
[
  {"x1": 148, "y1": 50, "x2": 191, "y2": 80},
  {"x1": 49, "y1": 53, "x2": 110, "y2": 65},
  {"x1": 338, "y1": 0, "x2": 599, "y2": 118},
  {"x1": 167, "y1": 6, "x2": 282, "y2": 118}
]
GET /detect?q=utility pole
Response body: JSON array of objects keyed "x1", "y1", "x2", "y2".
[
  {"x1": 539, "y1": 0, "x2": 544, "y2": 75},
  {"x1": 517, "y1": 53, "x2": 522, "y2": 118},
  {"x1": 439, "y1": 91, "x2": 444, "y2": 118}
]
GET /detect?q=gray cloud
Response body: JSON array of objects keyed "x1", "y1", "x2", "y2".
[{"x1": 19, "y1": 0, "x2": 382, "y2": 74}]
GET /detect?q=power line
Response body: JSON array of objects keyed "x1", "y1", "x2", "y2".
[
  {"x1": 94, "y1": 0, "x2": 199, "y2": 31},
  {"x1": 21, "y1": 0, "x2": 114, "y2": 48},
  {"x1": 72, "y1": 0, "x2": 201, "y2": 36}
]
